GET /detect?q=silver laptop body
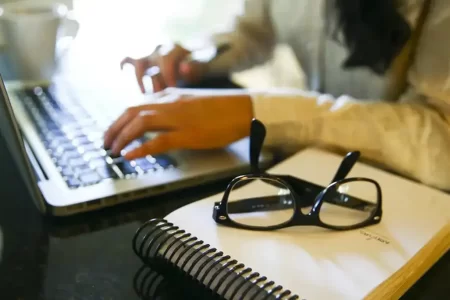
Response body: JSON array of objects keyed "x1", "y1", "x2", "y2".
[{"x1": 0, "y1": 77, "x2": 273, "y2": 216}]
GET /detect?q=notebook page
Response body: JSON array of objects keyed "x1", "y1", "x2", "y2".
[{"x1": 165, "y1": 147, "x2": 450, "y2": 300}]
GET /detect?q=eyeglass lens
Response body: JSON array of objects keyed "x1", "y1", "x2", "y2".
[
  {"x1": 318, "y1": 180, "x2": 379, "y2": 228},
  {"x1": 226, "y1": 177, "x2": 295, "y2": 227}
]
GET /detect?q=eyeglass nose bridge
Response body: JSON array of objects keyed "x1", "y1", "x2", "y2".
[
  {"x1": 290, "y1": 188, "x2": 327, "y2": 221},
  {"x1": 290, "y1": 206, "x2": 321, "y2": 226}
]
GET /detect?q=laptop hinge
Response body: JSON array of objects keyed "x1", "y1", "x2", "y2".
[{"x1": 22, "y1": 135, "x2": 48, "y2": 182}]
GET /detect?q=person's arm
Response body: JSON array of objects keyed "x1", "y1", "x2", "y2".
[
  {"x1": 250, "y1": 89, "x2": 450, "y2": 191},
  {"x1": 202, "y1": 0, "x2": 276, "y2": 77}
]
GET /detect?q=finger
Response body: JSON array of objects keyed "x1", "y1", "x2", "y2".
[
  {"x1": 120, "y1": 56, "x2": 136, "y2": 69},
  {"x1": 103, "y1": 107, "x2": 140, "y2": 148},
  {"x1": 150, "y1": 73, "x2": 166, "y2": 93},
  {"x1": 121, "y1": 57, "x2": 146, "y2": 93},
  {"x1": 134, "y1": 59, "x2": 152, "y2": 94},
  {"x1": 103, "y1": 102, "x2": 179, "y2": 148},
  {"x1": 143, "y1": 65, "x2": 165, "y2": 92},
  {"x1": 124, "y1": 132, "x2": 183, "y2": 160},
  {"x1": 159, "y1": 55, "x2": 178, "y2": 88},
  {"x1": 179, "y1": 61, "x2": 204, "y2": 84},
  {"x1": 110, "y1": 111, "x2": 175, "y2": 155},
  {"x1": 159, "y1": 45, "x2": 190, "y2": 87},
  {"x1": 120, "y1": 56, "x2": 152, "y2": 93}
]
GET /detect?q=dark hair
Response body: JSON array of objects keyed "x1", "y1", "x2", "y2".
[{"x1": 332, "y1": 0, "x2": 412, "y2": 75}]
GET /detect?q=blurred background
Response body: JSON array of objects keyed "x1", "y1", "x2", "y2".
[
  {"x1": 0, "y1": 0, "x2": 243, "y2": 87},
  {"x1": 0, "y1": 0, "x2": 305, "y2": 93}
]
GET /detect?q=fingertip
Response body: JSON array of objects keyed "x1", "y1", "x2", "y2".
[
  {"x1": 124, "y1": 149, "x2": 141, "y2": 161},
  {"x1": 137, "y1": 79, "x2": 146, "y2": 94},
  {"x1": 179, "y1": 62, "x2": 191, "y2": 75},
  {"x1": 120, "y1": 57, "x2": 132, "y2": 68},
  {"x1": 110, "y1": 147, "x2": 120, "y2": 157},
  {"x1": 125, "y1": 143, "x2": 157, "y2": 160},
  {"x1": 103, "y1": 135, "x2": 112, "y2": 149},
  {"x1": 152, "y1": 77, "x2": 162, "y2": 93}
]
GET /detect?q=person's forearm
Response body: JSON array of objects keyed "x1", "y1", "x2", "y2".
[
  {"x1": 203, "y1": 0, "x2": 276, "y2": 77},
  {"x1": 250, "y1": 91, "x2": 450, "y2": 190}
]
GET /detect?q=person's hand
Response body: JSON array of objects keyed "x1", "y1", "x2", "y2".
[
  {"x1": 120, "y1": 43, "x2": 207, "y2": 94},
  {"x1": 103, "y1": 91, "x2": 254, "y2": 160}
]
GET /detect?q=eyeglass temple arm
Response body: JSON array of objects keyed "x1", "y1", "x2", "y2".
[
  {"x1": 223, "y1": 149, "x2": 367, "y2": 214},
  {"x1": 279, "y1": 176, "x2": 375, "y2": 210},
  {"x1": 330, "y1": 151, "x2": 360, "y2": 183},
  {"x1": 221, "y1": 192, "x2": 375, "y2": 214},
  {"x1": 250, "y1": 119, "x2": 266, "y2": 174}
]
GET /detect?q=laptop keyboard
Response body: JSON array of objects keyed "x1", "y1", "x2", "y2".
[{"x1": 16, "y1": 86, "x2": 177, "y2": 189}]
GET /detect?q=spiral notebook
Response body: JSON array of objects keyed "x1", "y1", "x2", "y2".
[{"x1": 132, "y1": 147, "x2": 450, "y2": 300}]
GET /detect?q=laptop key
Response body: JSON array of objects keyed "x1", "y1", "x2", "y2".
[
  {"x1": 66, "y1": 129, "x2": 85, "y2": 139},
  {"x1": 66, "y1": 177, "x2": 81, "y2": 189},
  {"x1": 57, "y1": 142, "x2": 77, "y2": 153},
  {"x1": 73, "y1": 165, "x2": 92, "y2": 175},
  {"x1": 72, "y1": 111, "x2": 90, "y2": 120},
  {"x1": 105, "y1": 149, "x2": 121, "y2": 159},
  {"x1": 46, "y1": 122, "x2": 59, "y2": 132},
  {"x1": 96, "y1": 166, "x2": 118, "y2": 179},
  {"x1": 86, "y1": 131, "x2": 104, "y2": 142},
  {"x1": 89, "y1": 158, "x2": 106, "y2": 169},
  {"x1": 79, "y1": 172, "x2": 102, "y2": 185},
  {"x1": 56, "y1": 151, "x2": 81, "y2": 166},
  {"x1": 61, "y1": 150, "x2": 81, "y2": 160},
  {"x1": 55, "y1": 157, "x2": 68, "y2": 168},
  {"x1": 83, "y1": 150, "x2": 105, "y2": 161},
  {"x1": 114, "y1": 159, "x2": 137, "y2": 175},
  {"x1": 43, "y1": 89, "x2": 63, "y2": 112},
  {"x1": 78, "y1": 143, "x2": 98, "y2": 153},
  {"x1": 134, "y1": 158, "x2": 155, "y2": 172},
  {"x1": 72, "y1": 135, "x2": 90, "y2": 146},
  {"x1": 68, "y1": 158, "x2": 87, "y2": 168},
  {"x1": 48, "y1": 137, "x2": 70, "y2": 148},
  {"x1": 154, "y1": 155, "x2": 176, "y2": 169},
  {"x1": 56, "y1": 113, "x2": 77, "y2": 125},
  {"x1": 60, "y1": 167, "x2": 73, "y2": 177},
  {"x1": 45, "y1": 130, "x2": 66, "y2": 140},
  {"x1": 121, "y1": 140, "x2": 142, "y2": 155}
]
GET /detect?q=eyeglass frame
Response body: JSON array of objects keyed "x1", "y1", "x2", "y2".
[{"x1": 212, "y1": 119, "x2": 383, "y2": 231}]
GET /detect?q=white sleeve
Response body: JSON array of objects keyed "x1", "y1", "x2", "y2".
[
  {"x1": 204, "y1": 0, "x2": 276, "y2": 76},
  {"x1": 251, "y1": 90, "x2": 450, "y2": 191}
]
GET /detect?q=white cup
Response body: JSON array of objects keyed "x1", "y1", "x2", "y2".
[{"x1": 0, "y1": 1, "x2": 79, "y2": 81}]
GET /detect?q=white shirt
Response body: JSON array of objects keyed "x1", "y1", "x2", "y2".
[{"x1": 205, "y1": 0, "x2": 450, "y2": 190}]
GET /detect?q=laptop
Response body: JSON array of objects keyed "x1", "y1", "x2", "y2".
[{"x1": 0, "y1": 76, "x2": 273, "y2": 216}]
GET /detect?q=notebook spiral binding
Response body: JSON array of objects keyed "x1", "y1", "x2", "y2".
[
  {"x1": 133, "y1": 264, "x2": 168, "y2": 299},
  {"x1": 132, "y1": 218, "x2": 300, "y2": 300}
]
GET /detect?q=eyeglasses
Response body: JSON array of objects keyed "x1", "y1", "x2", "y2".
[{"x1": 212, "y1": 119, "x2": 382, "y2": 231}]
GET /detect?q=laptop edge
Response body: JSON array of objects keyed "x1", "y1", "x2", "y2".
[{"x1": 1, "y1": 77, "x2": 274, "y2": 217}]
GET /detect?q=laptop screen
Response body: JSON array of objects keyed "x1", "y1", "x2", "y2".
[{"x1": 0, "y1": 76, "x2": 46, "y2": 213}]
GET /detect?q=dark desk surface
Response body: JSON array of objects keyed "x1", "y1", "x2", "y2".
[
  {"x1": 0, "y1": 132, "x2": 235, "y2": 299},
  {"x1": 0, "y1": 135, "x2": 449, "y2": 300}
]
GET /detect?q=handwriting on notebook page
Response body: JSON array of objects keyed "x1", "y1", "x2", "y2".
[{"x1": 359, "y1": 229, "x2": 391, "y2": 245}]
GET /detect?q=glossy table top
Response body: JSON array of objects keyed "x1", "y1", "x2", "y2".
[
  {"x1": 0, "y1": 0, "x2": 450, "y2": 298},
  {"x1": 0, "y1": 136, "x2": 449, "y2": 299},
  {"x1": 0, "y1": 132, "x2": 233, "y2": 299}
]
